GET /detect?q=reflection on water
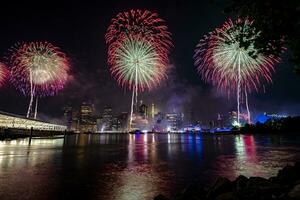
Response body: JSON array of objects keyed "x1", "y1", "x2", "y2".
[
  {"x1": 1, "y1": 134, "x2": 300, "y2": 200},
  {"x1": 0, "y1": 138, "x2": 63, "y2": 173}
]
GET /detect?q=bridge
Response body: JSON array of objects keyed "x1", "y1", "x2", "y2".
[{"x1": 0, "y1": 111, "x2": 66, "y2": 131}]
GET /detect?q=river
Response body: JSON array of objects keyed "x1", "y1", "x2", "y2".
[{"x1": 0, "y1": 133, "x2": 300, "y2": 200}]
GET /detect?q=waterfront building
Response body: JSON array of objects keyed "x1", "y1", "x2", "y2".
[
  {"x1": 80, "y1": 102, "x2": 97, "y2": 133},
  {"x1": 151, "y1": 103, "x2": 155, "y2": 119},
  {"x1": 165, "y1": 113, "x2": 184, "y2": 131},
  {"x1": 118, "y1": 112, "x2": 128, "y2": 131},
  {"x1": 101, "y1": 106, "x2": 113, "y2": 131},
  {"x1": 0, "y1": 111, "x2": 66, "y2": 131},
  {"x1": 111, "y1": 117, "x2": 121, "y2": 131},
  {"x1": 70, "y1": 110, "x2": 80, "y2": 132},
  {"x1": 139, "y1": 104, "x2": 148, "y2": 119},
  {"x1": 63, "y1": 106, "x2": 73, "y2": 130}
]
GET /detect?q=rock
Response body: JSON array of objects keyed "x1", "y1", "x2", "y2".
[
  {"x1": 234, "y1": 175, "x2": 248, "y2": 189},
  {"x1": 268, "y1": 176, "x2": 278, "y2": 183},
  {"x1": 259, "y1": 184, "x2": 288, "y2": 199},
  {"x1": 294, "y1": 162, "x2": 300, "y2": 170},
  {"x1": 158, "y1": 163, "x2": 300, "y2": 200},
  {"x1": 173, "y1": 184, "x2": 206, "y2": 200},
  {"x1": 235, "y1": 187, "x2": 259, "y2": 200},
  {"x1": 215, "y1": 192, "x2": 234, "y2": 200},
  {"x1": 154, "y1": 194, "x2": 169, "y2": 200},
  {"x1": 288, "y1": 184, "x2": 300, "y2": 200},
  {"x1": 294, "y1": 179, "x2": 300, "y2": 185},
  {"x1": 247, "y1": 177, "x2": 270, "y2": 188},
  {"x1": 277, "y1": 165, "x2": 300, "y2": 185},
  {"x1": 207, "y1": 177, "x2": 233, "y2": 199}
]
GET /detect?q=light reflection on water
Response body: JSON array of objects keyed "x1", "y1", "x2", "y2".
[{"x1": 0, "y1": 134, "x2": 300, "y2": 200}]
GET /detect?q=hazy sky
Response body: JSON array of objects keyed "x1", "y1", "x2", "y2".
[{"x1": 0, "y1": 0, "x2": 299, "y2": 122}]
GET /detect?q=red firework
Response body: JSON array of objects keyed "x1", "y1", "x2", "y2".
[
  {"x1": 194, "y1": 18, "x2": 284, "y2": 124},
  {"x1": 194, "y1": 18, "x2": 282, "y2": 94},
  {"x1": 105, "y1": 9, "x2": 172, "y2": 48},
  {"x1": 105, "y1": 9, "x2": 172, "y2": 70},
  {"x1": 0, "y1": 62, "x2": 8, "y2": 88},
  {"x1": 8, "y1": 41, "x2": 70, "y2": 97}
]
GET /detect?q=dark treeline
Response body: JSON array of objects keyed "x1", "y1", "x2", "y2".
[{"x1": 241, "y1": 117, "x2": 300, "y2": 133}]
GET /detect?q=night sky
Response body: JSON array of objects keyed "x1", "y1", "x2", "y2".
[{"x1": 0, "y1": 0, "x2": 300, "y2": 123}]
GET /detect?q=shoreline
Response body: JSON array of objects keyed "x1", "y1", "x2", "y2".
[
  {"x1": 2, "y1": 130, "x2": 300, "y2": 141},
  {"x1": 0, "y1": 128, "x2": 74, "y2": 141},
  {"x1": 154, "y1": 162, "x2": 300, "y2": 200}
]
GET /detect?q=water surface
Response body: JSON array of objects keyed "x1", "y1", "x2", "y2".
[{"x1": 1, "y1": 133, "x2": 300, "y2": 200}]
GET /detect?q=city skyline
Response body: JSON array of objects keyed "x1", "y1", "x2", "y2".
[{"x1": 0, "y1": 1, "x2": 300, "y2": 123}]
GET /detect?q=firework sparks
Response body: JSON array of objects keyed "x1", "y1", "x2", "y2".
[
  {"x1": 194, "y1": 18, "x2": 281, "y2": 123},
  {"x1": 108, "y1": 36, "x2": 166, "y2": 92},
  {"x1": 8, "y1": 41, "x2": 70, "y2": 118},
  {"x1": 0, "y1": 62, "x2": 8, "y2": 88},
  {"x1": 105, "y1": 9, "x2": 172, "y2": 59},
  {"x1": 106, "y1": 9, "x2": 172, "y2": 131}
]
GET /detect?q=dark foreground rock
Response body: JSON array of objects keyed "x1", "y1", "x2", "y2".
[{"x1": 154, "y1": 162, "x2": 300, "y2": 200}]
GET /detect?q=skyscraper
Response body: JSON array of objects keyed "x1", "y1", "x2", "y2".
[
  {"x1": 80, "y1": 102, "x2": 97, "y2": 133},
  {"x1": 151, "y1": 103, "x2": 155, "y2": 119},
  {"x1": 101, "y1": 106, "x2": 113, "y2": 131},
  {"x1": 139, "y1": 104, "x2": 148, "y2": 119},
  {"x1": 118, "y1": 112, "x2": 128, "y2": 131},
  {"x1": 70, "y1": 110, "x2": 80, "y2": 132},
  {"x1": 63, "y1": 106, "x2": 73, "y2": 130},
  {"x1": 165, "y1": 113, "x2": 184, "y2": 131}
]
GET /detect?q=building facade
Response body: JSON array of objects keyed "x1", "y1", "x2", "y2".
[
  {"x1": 0, "y1": 111, "x2": 66, "y2": 131},
  {"x1": 80, "y1": 102, "x2": 97, "y2": 133},
  {"x1": 165, "y1": 113, "x2": 184, "y2": 131}
]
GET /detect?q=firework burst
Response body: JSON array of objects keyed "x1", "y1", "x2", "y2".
[
  {"x1": 105, "y1": 9, "x2": 172, "y2": 59},
  {"x1": 108, "y1": 36, "x2": 166, "y2": 92},
  {"x1": 194, "y1": 18, "x2": 281, "y2": 123},
  {"x1": 106, "y1": 9, "x2": 172, "y2": 130},
  {"x1": 8, "y1": 41, "x2": 70, "y2": 118},
  {"x1": 0, "y1": 62, "x2": 8, "y2": 88}
]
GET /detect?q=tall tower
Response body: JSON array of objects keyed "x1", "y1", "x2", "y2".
[
  {"x1": 102, "y1": 106, "x2": 113, "y2": 131},
  {"x1": 80, "y1": 102, "x2": 96, "y2": 133},
  {"x1": 151, "y1": 103, "x2": 155, "y2": 118},
  {"x1": 63, "y1": 106, "x2": 73, "y2": 130}
]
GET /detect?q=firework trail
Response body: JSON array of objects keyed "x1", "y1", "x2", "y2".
[
  {"x1": 0, "y1": 62, "x2": 8, "y2": 88},
  {"x1": 8, "y1": 42, "x2": 70, "y2": 118},
  {"x1": 194, "y1": 18, "x2": 281, "y2": 124},
  {"x1": 106, "y1": 9, "x2": 172, "y2": 131}
]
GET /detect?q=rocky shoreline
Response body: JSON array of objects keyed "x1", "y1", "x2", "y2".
[{"x1": 154, "y1": 162, "x2": 300, "y2": 200}]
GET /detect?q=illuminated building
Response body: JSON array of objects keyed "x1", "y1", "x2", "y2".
[
  {"x1": 256, "y1": 113, "x2": 288, "y2": 124},
  {"x1": 228, "y1": 111, "x2": 239, "y2": 126},
  {"x1": 139, "y1": 104, "x2": 148, "y2": 119},
  {"x1": 112, "y1": 117, "x2": 121, "y2": 131},
  {"x1": 80, "y1": 102, "x2": 97, "y2": 133},
  {"x1": 216, "y1": 113, "x2": 226, "y2": 128},
  {"x1": 0, "y1": 111, "x2": 66, "y2": 131},
  {"x1": 155, "y1": 112, "x2": 164, "y2": 122},
  {"x1": 70, "y1": 110, "x2": 80, "y2": 132},
  {"x1": 81, "y1": 102, "x2": 94, "y2": 119},
  {"x1": 118, "y1": 112, "x2": 129, "y2": 131},
  {"x1": 165, "y1": 113, "x2": 184, "y2": 131},
  {"x1": 101, "y1": 106, "x2": 113, "y2": 131},
  {"x1": 189, "y1": 108, "x2": 195, "y2": 125},
  {"x1": 151, "y1": 103, "x2": 155, "y2": 118},
  {"x1": 63, "y1": 106, "x2": 73, "y2": 130}
]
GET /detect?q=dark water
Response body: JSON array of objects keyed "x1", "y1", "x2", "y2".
[{"x1": 1, "y1": 133, "x2": 300, "y2": 200}]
